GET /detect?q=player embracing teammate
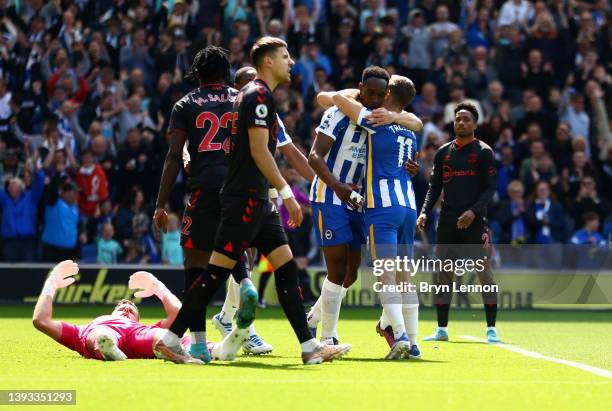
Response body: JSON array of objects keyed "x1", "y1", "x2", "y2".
[{"x1": 312, "y1": 70, "x2": 423, "y2": 359}]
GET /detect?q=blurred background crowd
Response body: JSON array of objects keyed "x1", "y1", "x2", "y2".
[{"x1": 0, "y1": 0, "x2": 610, "y2": 265}]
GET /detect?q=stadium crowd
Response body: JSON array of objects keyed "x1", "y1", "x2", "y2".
[{"x1": 0, "y1": 0, "x2": 610, "y2": 264}]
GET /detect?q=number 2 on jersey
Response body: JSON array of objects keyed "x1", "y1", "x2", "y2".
[{"x1": 196, "y1": 112, "x2": 233, "y2": 153}]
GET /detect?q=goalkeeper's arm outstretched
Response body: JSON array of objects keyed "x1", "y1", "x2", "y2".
[{"x1": 32, "y1": 261, "x2": 207, "y2": 363}]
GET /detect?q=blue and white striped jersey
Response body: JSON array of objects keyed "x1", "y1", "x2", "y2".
[
  {"x1": 276, "y1": 114, "x2": 292, "y2": 147},
  {"x1": 357, "y1": 108, "x2": 417, "y2": 210},
  {"x1": 309, "y1": 107, "x2": 368, "y2": 206}
]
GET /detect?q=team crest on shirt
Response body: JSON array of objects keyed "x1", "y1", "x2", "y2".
[
  {"x1": 325, "y1": 229, "x2": 333, "y2": 240},
  {"x1": 256, "y1": 104, "x2": 268, "y2": 118}
]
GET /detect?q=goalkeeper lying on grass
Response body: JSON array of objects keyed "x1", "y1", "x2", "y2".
[{"x1": 32, "y1": 260, "x2": 208, "y2": 364}]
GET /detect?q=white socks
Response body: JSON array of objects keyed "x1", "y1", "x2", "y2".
[
  {"x1": 300, "y1": 338, "x2": 320, "y2": 353},
  {"x1": 221, "y1": 277, "x2": 241, "y2": 322},
  {"x1": 309, "y1": 279, "x2": 349, "y2": 326},
  {"x1": 402, "y1": 304, "x2": 419, "y2": 346},
  {"x1": 382, "y1": 302, "x2": 406, "y2": 340},
  {"x1": 320, "y1": 278, "x2": 343, "y2": 339}
]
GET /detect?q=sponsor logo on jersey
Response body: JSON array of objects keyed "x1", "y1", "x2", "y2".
[{"x1": 442, "y1": 165, "x2": 477, "y2": 183}]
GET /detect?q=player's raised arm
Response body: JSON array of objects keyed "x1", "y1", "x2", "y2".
[
  {"x1": 331, "y1": 93, "x2": 363, "y2": 125},
  {"x1": 32, "y1": 260, "x2": 80, "y2": 341},
  {"x1": 154, "y1": 105, "x2": 188, "y2": 235},
  {"x1": 316, "y1": 89, "x2": 360, "y2": 110},
  {"x1": 366, "y1": 108, "x2": 423, "y2": 131},
  {"x1": 128, "y1": 271, "x2": 181, "y2": 329}
]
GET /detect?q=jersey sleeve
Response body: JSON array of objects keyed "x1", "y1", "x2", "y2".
[
  {"x1": 58, "y1": 322, "x2": 84, "y2": 355},
  {"x1": 356, "y1": 107, "x2": 378, "y2": 133},
  {"x1": 276, "y1": 114, "x2": 293, "y2": 147},
  {"x1": 315, "y1": 107, "x2": 345, "y2": 140},
  {"x1": 244, "y1": 88, "x2": 274, "y2": 129},
  {"x1": 168, "y1": 100, "x2": 187, "y2": 132}
]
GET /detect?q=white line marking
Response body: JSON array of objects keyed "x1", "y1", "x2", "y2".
[
  {"x1": 460, "y1": 335, "x2": 612, "y2": 379},
  {"x1": 4, "y1": 376, "x2": 609, "y2": 385}
]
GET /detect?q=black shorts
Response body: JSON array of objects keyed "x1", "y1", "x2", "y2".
[
  {"x1": 213, "y1": 194, "x2": 288, "y2": 260},
  {"x1": 180, "y1": 187, "x2": 222, "y2": 251},
  {"x1": 436, "y1": 218, "x2": 492, "y2": 260}
]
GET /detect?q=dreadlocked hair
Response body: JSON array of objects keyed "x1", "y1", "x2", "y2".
[{"x1": 185, "y1": 46, "x2": 230, "y2": 84}]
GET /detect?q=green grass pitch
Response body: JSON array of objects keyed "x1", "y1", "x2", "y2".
[{"x1": 1, "y1": 305, "x2": 611, "y2": 411}]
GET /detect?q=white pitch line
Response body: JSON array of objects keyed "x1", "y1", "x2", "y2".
[{"x1": 460, "y1": 335, "x2": 612, "y2": 379}]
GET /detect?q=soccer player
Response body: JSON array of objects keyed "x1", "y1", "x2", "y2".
[
  {"x1": 417, "y1": 102, "x2": 500, "y2": 343},
  {"x1": 154, "y1": 46, "x2": 268, "y2": 361},
  {"x1": 305, "y1": 66, "x2": 389, "y2": 346},
  {"x1": 211, "y1": 66, "x2": 315, "y2": 353},
  {"x1": 330, "y1": 75, "x2": 422, "y2": 359},
  {"x1": 158, "y1": 37, "x2": 350, "y2": 365},
  {"x1": 310, "y1": 71, "x2": 422, "y2": 346},
  {"x1": 32, "y1": 260, "x2": 204, "y2": 364}
]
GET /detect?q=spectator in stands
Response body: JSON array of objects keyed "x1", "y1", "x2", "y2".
[
  {"x1": 116, "y1": 128, "x2": 154, "y2": 200},
  {"x1": 124, "y1": 211, "x2": 158, "y2": 264},
  {"x1": 569, "y1": 176, "x2": 610, "y2": 225},
  {"x1": 522, "y1": 49, "x2": 555, "y2": 101},
  {"x1": 428, "y1": 4, "x2": 459, "y2": 59},
  {"x1": 562, "y1": 91, "x2": 590, "y2": 144},
  {"x1": 497, "y1": 180, "x2": 529, "y2": 244},
  {"x1": 0, "y1": 0, "x2": 608, "y2": 265},
  {"x1": 399, "y1": 9, "x2": 431, "y2": 88},
  {"x1": 498, "y1": 0, "x2": 534, "y2": 30},
  {"x1": 523, "y1": 152, "x2": 558, "y2": 197},
  {"x1": 496, "y1": 145, "x2": 518, "y2": 200},
  {"x1": 495, "y1": 25, "x2": 524, "y2": 104},
  {"x1": 41, "y1": 179, "x2": 80, "y2": 261},
  {"x1": 331, "y1": 40, "x2": 358, "y2": 89},
  {"x1": 466, "y1": 6, "x2": 494, "y2": 50},
  {"x1": 412, "y1": 82, "x2": 442, "y2": 124},
  {"x1": 97, "y1": 222, "x2": 123, "y2": 264},
  {"x1": 119, "y1": 26, "x2": 154, "y2": 88},
  {"x1": 0, "y1": 165, "x2": 44, "y2": 261},
  {"x1": 526, "y1": 180, "x2": 566, "y2": 244},
  {"x1": 443, "y1": 85, "x2": 483, "y2": 125},
  {"x1": 560, "y1": 150, "x2": 597, "y2": 202},
  {"x1": 550, "y1": 122, "x2": 574, "y2": 172},
  {"x1": 468, "y1": 49, "x2": 499, "y2": 103},
  {"x1": 161, "y1": 213, "x2": 183, "y2": 266},
  {"x1": 519, "y1": 139, "x2": 556, "y2": 186},
  {"x1": 570, "y1": 212, "x2": 606, "y2": 246},
  {"x1": 75, "y1": 148, "x2": 108, "y2": 219}
]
